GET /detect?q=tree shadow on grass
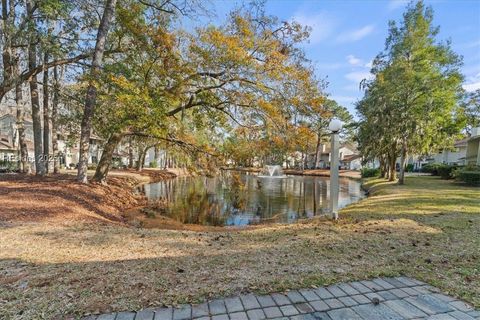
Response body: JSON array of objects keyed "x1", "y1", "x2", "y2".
[{"x1": 1, "y1": 213, "x2": 478, "y2": 319}]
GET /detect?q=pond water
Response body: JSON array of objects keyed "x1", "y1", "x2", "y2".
[{"x1": 140, "y1": 172, "x2": 364, "y2": 227}]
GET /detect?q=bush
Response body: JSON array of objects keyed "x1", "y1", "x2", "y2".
[
  {"x1": 0, "y1": 160, "x2": 19, "y2": 173},
  {"x1": 149, "y1": 160, "x2": 158, "y2": 168},
  {"x1": 421, "y1": 163, "x2": 441, "y2": 175},
  {"x1": 87, "y1": 164, "x2": 97, "y2": 170},
  {"x1": 456, "y1": 170, "x2": 480, "y2": 186},
  {"x1": 437, "y1": 164, "x2": 456, "y2": 179},
  {"x1": 406, "y1": 164, "x2": 414, "y2": 172},
  {"x1": 361, "y1": 168, "x2": 380, "y2": 178}
]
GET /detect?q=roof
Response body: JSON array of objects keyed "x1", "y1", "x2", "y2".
[
  {"x1": 454, "y1": 138, "x2": 468, "y2": 147},
  {"x1": 0, "y1": 113, "x2": 33, "y2": 124},
  {"x1": 0, "y1": 134, "x2": 10, "y2": 143},
  {"x1": 0, "y1": 140, "x2": 14, "y2": 151},
  {"x1": 341, "y1": 142, "x2": 358, "y2": 151},
  {"x1": 342, "y1": 154, "x2": 361, "y2": 162}
]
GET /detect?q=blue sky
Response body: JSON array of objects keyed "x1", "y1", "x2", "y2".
[{"x1": 201, "y1": 0, "x2": 480, "y2": 116}]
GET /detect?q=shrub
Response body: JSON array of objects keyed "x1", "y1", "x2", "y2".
[
  {"x1": 149, "y1": 160, "x2": 158, "y2": 168},
  {"x1": 457, "y1": 170, "x2": 480, "y2": 186},
  {"x1": 421, "y1": 163, "x2": 441, "y2": 175},
  {"x1": 87, "y1": 164, "x2": 97, "y2": 170},
  {"x1": 361, "y1": 168, "x2": 380, "y2": 178},
  {"x1": 0, "y1": 160, "x2": 19, "y2": 172},
  {"x1": 437, "y1": 164, "x2": 456, "y2": 179},
  {"x1": 406, "y1": 164, "x2": 414, "y2": 172}
]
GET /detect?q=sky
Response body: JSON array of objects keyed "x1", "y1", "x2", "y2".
[{"x1": 200, "y1": 0, "x2": 480, "y2": 117}]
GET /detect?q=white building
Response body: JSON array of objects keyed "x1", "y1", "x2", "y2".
[
  {"x1": 465, "y1": 127, "x2": 480, "y2": 166},
  {"x1": 428, "y1": 138, "x2": 468, "y2": 165}
]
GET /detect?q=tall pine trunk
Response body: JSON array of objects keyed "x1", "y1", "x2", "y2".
[
  {"x1": 43, "y1": 51, "x2": 50, "y2": 173},
  {"x1": 77, "y1": 0, "x2": 117, "y2": 183},
  {"x1": 3, "y1": 0, "x2": 29, "y2": 172},
  {"x1": 27, "y1": 0, "x2": 45, "y2": 175},
  {"x1": 16, "y1": 83, "x2": 29, "y2": 173},
  {"x1": 51, "y1": 65, "x2": 60, "y2": 173},
  {"x1": 13, "y1": 50, "x2": 30, "y2": 173},
  {"x1": 92, "y1": 132, "x2": 123, "y2": 184}
]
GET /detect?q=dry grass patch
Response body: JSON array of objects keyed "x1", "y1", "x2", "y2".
[{"x1": 0, "y1": 176, "x2": 478, "y2": 319}]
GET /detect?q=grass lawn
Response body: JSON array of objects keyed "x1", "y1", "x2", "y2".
[{"x1": 0, "y1": 175, "x2": 478, "y2": 319}]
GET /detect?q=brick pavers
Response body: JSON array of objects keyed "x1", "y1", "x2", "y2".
[{"x1": 82, "y1": 277, "x2": 479, "y2": 320}]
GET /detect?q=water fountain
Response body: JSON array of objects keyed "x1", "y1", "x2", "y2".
[{"x1": 258, "y1": 165, "x2": 287, "y2": 178}]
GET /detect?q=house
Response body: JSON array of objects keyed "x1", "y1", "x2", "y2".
[
  {"x1": 0, "y1": 113, "x2": 35, "y2": 162},
  {"x1": 341, "y1": 154, "x2": 362, "y2": 170},
  {"x1": 0, "y1": 110, "x2": 104, "y2": 170},
  {"x1": 422, "y1": 130, "x2": 479, "y2": 167},
  {"x1": 427, "y1": 138, "x2": 468, "y2": 166},
  {"x1": 315, "y1": 142, "x2": 362, "y2": 170},
  {"x1": 465, "y1": 127, "x2": 480, "y2": 166}
]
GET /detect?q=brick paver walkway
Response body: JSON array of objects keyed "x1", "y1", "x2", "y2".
[{"x1": 82, "y1": 277, "x2": 479, "y2": 320}]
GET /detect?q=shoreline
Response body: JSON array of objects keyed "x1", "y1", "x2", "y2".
[
  {"x1": 1, "y1": 175, "x2": 478, "y2": 318},
  {"x1": 222, "y1": 166, "x2": 362, "y2": 179}
]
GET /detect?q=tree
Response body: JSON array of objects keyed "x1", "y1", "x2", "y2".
[
  {"x1": 77, "y1": 0, "x2": 117, "y2": 183},
  {"x1": 81, "y1": 3, "x2": 331, "y2": 183},
  {"x1": 462, "y1": 89, "x2": 480, "y2": 134},
  {"x1": 26, "y1": 0, "x2": 46, "y2": 175},
  {"x1": 357, "y1": 1, "x2": 464, "y2": 184}
]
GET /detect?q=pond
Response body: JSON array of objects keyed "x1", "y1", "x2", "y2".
[{"x1": 139, "y1": 171, "x2": 364, "y2": 227}]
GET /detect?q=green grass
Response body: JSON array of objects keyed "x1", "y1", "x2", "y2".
[{"x1": 0, "y1": 176, "x2": 478, "y2": 319}]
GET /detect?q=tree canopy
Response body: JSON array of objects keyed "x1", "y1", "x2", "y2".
[{"x1": 356, "y1": 1, "x2": 465, "y2": 184}]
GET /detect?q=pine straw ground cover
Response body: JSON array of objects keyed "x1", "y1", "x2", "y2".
[{"x1": 0, "y1": 175, "x2": 478, "y2": 319}]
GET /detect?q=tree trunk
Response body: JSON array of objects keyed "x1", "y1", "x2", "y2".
[
  {"x1": 385, "y1": 161, "x2": 390, "y2": 180},
  {"x1": 43, "y1": 51, "x2": 50, "y2": 173},
  {"x1": 27, "y1": 0, "x2": 45, "y2": 176},
  {"x1": 314, "y1": 132, "x2": 322, "y2": 169},
  {"x1": 77, "y1": 0, "x2": 117, "y2": 183},
  {"x1": 3, "y1": 0, "x2": 28, "y2": 173},
  {"x1": 163, "y1": 149, "x2": 168, "y2": 169},
  {"x1": 12, "y1": 49, "x2": 30, "y2": 173},
  {"x1": 388, "y1": 152, "x2": 396, "y2": 182},
  {"x1": 1, "y1": 0, "x2": 13, "y2": 89},
  {"x1": 92, "y1": 132, "x2": 123, "y2": 183},
  {"x1": 379, "y1": 156, "x2": 387, "y2": 178},
  {"x1": 128, "y1": 137, "x2": 133, "y2": 168},
  {"x1": 154, "y1": 145, "x2": 160, "y2": 168},
  {"x1": 398, "y1": 141, "x2": 407, "y2": 185},
  {"x1": 136, "y1": 147, "x2": 147, "y2": 171},
  {"x1": 51, "y1": 65, "x2": 60, "y2": 173}
]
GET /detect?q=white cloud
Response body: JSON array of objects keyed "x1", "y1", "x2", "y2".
[
  {"x1": 292, "y1": 11, "x2": 337, "y2": 44},
  {"x1": 345, "y1": 71, "x2": 374, "y2": 83},
  {"x1": 346, "y1": 55, "x2": 362, "y2": 66},
  {"x1": 388, "y1": 0, "x2": 408, "y2": 11},
  {"x1": 464, "y1": 82, "x2": 480, "y2": 92},
  {"x1": 364, "y1": 60, "x2": 373, "y2": 69},
  {"x1": 336, "y1": 25, "x2": 375, "y2": 43},
  {"x1": 331, "y1": 95, "x2": 357, "y2": 106},
  {"x1": 343, "y1": 84, "x2": 362, "y2": 91},
  {"x1": 463, "y1": 73, "x2": 480, "y2": 92}
]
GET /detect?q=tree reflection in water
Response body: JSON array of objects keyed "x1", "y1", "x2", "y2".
[{"x1": 140, "y1": 171, "x2": 364, "y2": 226}]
